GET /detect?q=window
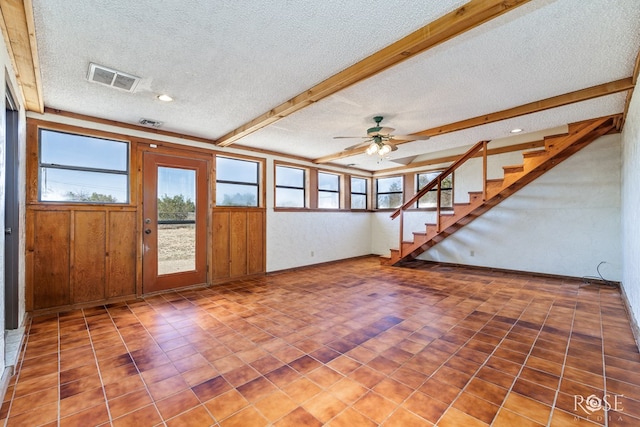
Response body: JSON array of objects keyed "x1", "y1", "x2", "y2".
[
  {"x1": 351, "y1": 177, "x2": 367, "y2": 209},
  {"x1": 276, "y1": 165, "x2": 305, "y2": 208},
  {"x1": 417, "y1": 171, "x2": 453, "y2": 208},
  {"x1": 39, "y1": 129, "x2": 129, "y2": 203},
  {"x1": 216, "y1": 156, "x2": 260, "y2": 207},
  {"x1": 318, "y1": 172, "x2": 340, "y2": 209},
  {"x1": 376, "y1": 176, "x2": 403, "y2": 209}
]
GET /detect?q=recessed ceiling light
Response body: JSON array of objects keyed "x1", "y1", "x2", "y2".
[
  {"x1": 510, "y1": 128, "x2": 523, "y2": 133},
  {"x1": 157, "y1": 94, "x2": 173, "y2": 102}
]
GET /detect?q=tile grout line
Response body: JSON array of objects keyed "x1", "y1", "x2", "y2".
[
  {"x1": 600, "y1": 288, "x2": 609, "y2": 427},
  {"x1": 81, "y1": 308, "x2": 114, "y2": 425},
  {"x1": 488, "y1": 294, "x2": 558, "y2": 426},
  {"x1": 124, "y1": 293, "x2": 233, "y2": 425},
  {"x1": 546, "y1": 298, "x2": 578, "y2": 426},
  {"x1": 102, "y1": 303, "x2": 168, "y2": 426},
  {"x1": 1, "y1": 318, "x2": 31, "y2": 425}
]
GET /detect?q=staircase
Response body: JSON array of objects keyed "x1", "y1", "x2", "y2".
[{"x1": 382, "y1": 114, "x2": 621, "y2": 266}]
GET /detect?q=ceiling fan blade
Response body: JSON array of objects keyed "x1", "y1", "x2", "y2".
[
  {"x1": 368, "y1": 126, "x2": 395, "y2": 136},
  {"x1": 333, "y1": 136, "x2": 368, "y2": 139},
  {"x1": 391, "y1": 134, "x2": 430, "y2": 141},
  {"x1": 388, "y1": 142, "x2": 398, "y2": 151}
]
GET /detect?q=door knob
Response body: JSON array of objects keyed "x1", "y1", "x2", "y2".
[{"x1": 145, "y1": 229, "x2": 152, "y2": 234}]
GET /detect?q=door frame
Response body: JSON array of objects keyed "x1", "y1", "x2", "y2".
[
  {"x1": 5, "y1": 86, "x2": 19, "y2": 329},
  {"x1": 142, "y1": 150, "x2": 210, "y2": 293}
]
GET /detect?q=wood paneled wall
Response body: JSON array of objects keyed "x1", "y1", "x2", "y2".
[
  {"x1": 26, "y1": 119, "x2": 267, "y2": 313},
  {"x1": 212, "y1": 209, "x2": 265, "y2": 282},
  {"x1": 26, "y1": 208, "x2": 137, "y2": 311}
]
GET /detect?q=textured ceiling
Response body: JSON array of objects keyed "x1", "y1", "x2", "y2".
[{"x1": 31, "y1": 0, "x2": 640, "y2": 171}]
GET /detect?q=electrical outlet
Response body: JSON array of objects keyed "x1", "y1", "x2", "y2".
[
  {"x1": 470, "y1": 250, "x2": 475, "y2": 257},
  {"x1": 311, "y1": 251, "x2": 315, "y2": 257}
]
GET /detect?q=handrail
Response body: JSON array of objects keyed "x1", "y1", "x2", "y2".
[{"x1": 390, "y1": 139, "x2": 490, "y2": 259}]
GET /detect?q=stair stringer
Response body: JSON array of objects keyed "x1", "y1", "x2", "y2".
[{"x1": 383, "y1": 115, "x2": 619, "y2": 266}]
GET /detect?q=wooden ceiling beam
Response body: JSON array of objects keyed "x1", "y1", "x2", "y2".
[
  {"x1": 215, "y1": 0, "x2": 531, "y2": 147},
  {"x1": 314, "y1": 77, "x2": 634, "y2": 164},
  {"x1": 0, "y1": 0, "x2": 43, "y2": 113}
]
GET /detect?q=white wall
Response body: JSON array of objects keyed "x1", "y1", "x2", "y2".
[
  {"x1": 263, "y1": 157, "x2": 372, "y2": 272},
  {"x1": 621, "y1": 88, "x2": 640, "y2": 340},
  {"x1": 373, "y1": 135, "x2": 622, "y2": 281}
]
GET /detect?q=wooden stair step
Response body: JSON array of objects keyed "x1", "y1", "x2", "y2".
[
  {"x1": 522, "y1": 149, "x2": 547, "y2": 159},
  {"x1": 386, "y1": 115, "x2": 618, "y2": 265},
  {"x1": 503, "y1": 164, "x2": 524, "y2": 174}
]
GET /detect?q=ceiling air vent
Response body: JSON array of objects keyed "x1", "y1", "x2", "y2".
[
  {"x1": 139, "y1": 118, "x2": 163, "y2": 128},
  {"x1": 87, "y1": 63, "x2": 140, "y2": 92}
]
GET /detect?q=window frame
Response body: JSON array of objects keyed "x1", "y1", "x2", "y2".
[
  {"x1": 375, "y1": 175, "x2": 404, "y2": 210},
  {"x1": 275, "y1": 163, "x2": 307, "y2": 209},
  {"x1": 37, "y1": 128, "x2": 130, "y2": 204},
  {"x1": 350, "y1": 176, "x2": 368, "y2": 210},
  {"x1": 215, "y1": 155, "x2": 261, "y2": 208},
  {"x1": 317, "y1": 171, "x2": 341, "y2": 209}
]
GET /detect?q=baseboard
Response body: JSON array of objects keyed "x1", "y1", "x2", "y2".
[
  {"x1": 618, "y1": 282, "x2": 640, "y2": 353},
  {"x1": 395, "y1": 259, "x2": 621, "y2": 285},
  {"x1": 266, "y1": 254, "x2": 378, "y2": 276}
]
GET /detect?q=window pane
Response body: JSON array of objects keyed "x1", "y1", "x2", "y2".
[
  {"x1": 418, "y1": 172, "x2": 452, "y2": 190},
  {"x1": 418, "y1": 189, "x2": 453, "y2": 208},
  {"x1": 377, "y1": 193, "x2": 403, "y2": 209},
  {"x1": 351, "y1": 177, "x2": 366, "y2": 193},
  {"x1": 157, "y1": 167, "x2": 196, "y2": 221},
  {"x1": 276, "y1": 166, "x2": 304, "y2": 187},
  {"x1": 318, "y1": 191, "x2": 339, "y2": 209},
  {"x1": 40, "y1": 129, "x2": 128, "y2": 171},
  {"x1": 216, "y1": 157, "x2": 258, "y2": 184},
  {"x1": 351, "y1": 194, "x2": 366, "y2": 209},
  {"x1": 377, "y1": 176, "x2": 402, "y2": 193},
  {"x1": 158, "y1": 223, "x2": 195, "y2": 275},
  {"x1": 318, "y1": 172, "x2": 339, "y2": 191},
  {"x1": 39, "y1": 168, "x2": 128, "y2": 202},
  {"x1": 276, "y1": 188, "x2": 304, "y2": 207},
  {"x1": 216, "y1": 183, "x2": 258, "y2": 206},
  {"x1": 418, "y1": 172, "x2": 438, "y2": 189}
]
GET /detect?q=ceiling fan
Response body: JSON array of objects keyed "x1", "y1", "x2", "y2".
[{"x1": 335, "y1": 116, "x2": 429, "y2": 156}]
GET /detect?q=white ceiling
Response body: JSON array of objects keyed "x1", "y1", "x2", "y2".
[{"x1": 31, "y1": 0, "x2": 640, "y2": 171}]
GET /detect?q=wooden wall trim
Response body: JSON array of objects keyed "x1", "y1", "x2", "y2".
[
  {"x1": 0, "y1": 0, "x2": 43, "y2": 112},
  {"x1": 314, "y1": 77, "x2": 635, "y2": 164}
]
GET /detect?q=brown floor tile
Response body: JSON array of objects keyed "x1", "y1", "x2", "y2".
[
  {"x1": 156, "y1": 388, "x2": 201, "y2": 420},
  {"x1": 353, "y1": 391, "x2": 398, "y2": 424},
  {"x1": 59, "y1": 402, "x2": 109, "y2": 426},
  {"x1": 438, "y1": 407, "x2": 490, "y2": 427},
  {"x1": 6, "y1": 259, "x2": 640, "y2": 427},
  {"x1": 204, "y1": 389, "x2": 249, "y2": 421},
  {"x1": 452, "y1": 391, "x2": 500, "y2": 424},
  {"x1": 283, "y1": 377, "x2": 322, "y2": 404},
  {"x1": 59, "y1": 387, "x2": 105, "y2": 418},
  {"x1": 502, "y1": 392, "x2": 551, "y2": 425},
  {"x1": 219, "y1": 405, "x2": 269, "y2": 427},
  {"x1": 254, "y1": 390, "x2": 297, "y2": 422},
  {"x1": 328, "y1": 407, "x2": 377, "y2": 427},
  {"x1": 382, "y1": 407, "x2": 434, "y2": 426},
  {"x1": 107, "y1": 388, "x2": 154, "y2": 419},
  {"x1": 403, "y1": 391, "x2": 449, "y2": 424},
  {"x1": 166, "y1": 404, "x2": 215, "y2": 427}
]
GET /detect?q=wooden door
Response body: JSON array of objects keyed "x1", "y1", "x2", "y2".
[{"x1": 142, "y1": 152, "x2": 208, "y2": 293}]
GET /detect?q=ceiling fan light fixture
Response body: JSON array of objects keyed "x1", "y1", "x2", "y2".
[
  {"x1": 366, "y1": 141, "x2": 379, "y2": 155},
  {"x1": 378, "y1": 143, "x2": 392, "y2": 156}
]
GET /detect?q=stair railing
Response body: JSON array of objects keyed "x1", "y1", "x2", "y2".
[{"x1": 390, "y1": 140, "x2": 489, "y2": 258}]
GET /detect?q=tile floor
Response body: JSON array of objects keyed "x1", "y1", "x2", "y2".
[{"x1": 2, "y1": 257, "x2": 640, "y2": 426}]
